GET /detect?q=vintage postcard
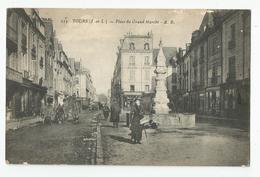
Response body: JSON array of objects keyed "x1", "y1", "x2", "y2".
[{"x1": 5, "y1": 8, "x2": 250, "y2": 166}]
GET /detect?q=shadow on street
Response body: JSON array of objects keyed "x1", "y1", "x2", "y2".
[{"x1": 108, "y1": 135, "x2": 133, "y2": 144}]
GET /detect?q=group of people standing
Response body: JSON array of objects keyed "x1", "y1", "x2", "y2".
[
  {"x1": 42, "y1": 94, "x2": 80, "y2": 124},
  {"x1": 102, "y1": 98, "x2": 144, "y2": 144}
]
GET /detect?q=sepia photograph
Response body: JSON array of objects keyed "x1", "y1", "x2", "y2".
[{"x1": 5, "y1": 8, "x2": 250, "y2": 166}]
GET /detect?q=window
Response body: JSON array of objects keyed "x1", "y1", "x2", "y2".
[
  {"x1": 129, "y1": 56, "x2": 135, "y2": 66},
  {"x1": 212, "y1": 37, "x2": 218, "y2": 55},
  {"x1": 228, "y1": 24, "x2": 236, "y2": 49},
  {"x1": 8, "y1": 11, "x2": 18, "y2": 30},
  {"x1": 200, "y1": 45, "x2": 204, "y2": 58},
  {"x1": 21, "y1": 22, "x2": 27, "y2": 52},
  {"x1": 144, "y1": 43, "x2": 150, "y2": 50},
  {"x1": 200, "y1": 65, "x2": 204, "y2": 86},
  {"x1": 145, "y1": 85, "x2": 150, "y2": 92},
  {"x1": 228, "y1": 56, "x2": 236, "y2": 80},
  {"x1": 7, "y1": 11, "x2": 18, "y2": 43},
  {"x1": 129, "y1": 70, "x2": 135, "y2": 81},
  {"x1": 145, "y1": 70, "x2": 150, "y2": 80},
  {"x1": 230, "y1": 23, "x2": 236, "y2": 42},
  {"x1": 144, "y1": 56, "x2": 150, "y2": 65},
  {"x1": 40, "y1": 57, "x2": 44, "y2": 69},
  {"x1": 130, "y1": 85, "x2": 135, "y2": 92},
  {"x1": 129, "y1": 42, "x2": 135, "y2": 50}
]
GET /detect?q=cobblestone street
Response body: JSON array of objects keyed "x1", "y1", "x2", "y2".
[
  {"x1": 6, "y1": 110, "x2": 99, "y2": 164},
  {"x1": 101, "y1": 120, "x2": 249, "y2": 166}
]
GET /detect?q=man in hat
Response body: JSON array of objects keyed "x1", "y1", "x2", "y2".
[{"x1": 130, "y1": 98, "x2": 144, "y2": 144}]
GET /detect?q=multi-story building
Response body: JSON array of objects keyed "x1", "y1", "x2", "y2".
[
  {"x1": 176, "y1": 44, "x2": 191, "y2": 112},
  {"x1": 74, "y1": 60, "x2": 96, "y2": 109},
  {"x1": 111, "y1": 32, "x2": 178, "y2": 116},
  {"x1": 42, "y1": 18, "x2": 55, "y2": 102},
  {"x1": 53, "y1": 40, "x2": 73, "y2": 104},
  {"x1": 221, "y1": 10, "x2": 250, "y2": 119},
  {"x1": 69, "y1": 58, "x2": 76, "y2": 94},
  {"x1": 6, "y1": 8, "x2": 47, "y2": 120},
  {"x1": 176, "y1": 10, "x2": 250, "y2": 122},
  {"x1": 111, "y1": 32, "x2": 154, "y2": 113},
  {"x1": 53, "y1": 38, "x2": 63, "y2": 104}
]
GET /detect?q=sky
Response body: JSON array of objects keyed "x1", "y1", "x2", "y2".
[{"x1": 38, "y1": 9, "x2": 206, "y2": 95}]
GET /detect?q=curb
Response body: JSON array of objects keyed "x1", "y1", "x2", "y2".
[{"x1": 96, "y1": 122, "x2": 104, "y2": 165}]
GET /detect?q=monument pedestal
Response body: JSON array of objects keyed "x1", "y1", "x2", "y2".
[{"x1": 153, "y1": 113, "x2": 196, "y2": 130}]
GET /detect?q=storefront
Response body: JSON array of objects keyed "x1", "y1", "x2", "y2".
[
  {"x1": 205, "y1": 86, "x2": 220, "y2": 116},
  {"x1": 6, "y1": 77, "x2": 47, "y2": 120},
  {"x1": 198, "y1": 91, "x2": 205, "y2": 114},
  {"x1": 220, "y1": 79, "x2": 250, "y2": 120}
]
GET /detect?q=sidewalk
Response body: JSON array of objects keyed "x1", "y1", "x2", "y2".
[
  {"x1": 100, "y1": 120, "x2": 249, "y2": 166},
  {"x1": 197, "y1": 114, "x2": 249, "y2": 130},
  {"x1": 6, "y1": 116, "x2": 43, "y2": 131}
]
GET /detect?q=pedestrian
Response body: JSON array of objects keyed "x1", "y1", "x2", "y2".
[
  {"x1": 63, "y1": 98, "x2": 69, "y2": 120},
  {"x1": 55, "y1": 103, "x2": 65, "y2": 124},
  {"x1": 103, "y1": 103, "x2": 110, "y2": 120},
  {"x1": 71, "y1": 94, "x2": 80, "y2": 123},
  {"x1": 110, "y1": 100, "x2": 120, "y2": 128},
  {"x1": 130, "y1": 98, "x2": 144, "y2": 144},
  {"x1": 43, "y1": 97, "x2": 54, "y2": 125}
]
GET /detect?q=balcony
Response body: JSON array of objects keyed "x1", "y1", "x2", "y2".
[
  {"x1": 6, "y1": 67, "x2": 23, "y2": 83},
  {"x1": 228, "y1": 40, "x2": 236, "y2": 50}
]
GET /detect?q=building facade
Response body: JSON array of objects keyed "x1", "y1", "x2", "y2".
[
  {"x1": 42, "y1": 18, "x2": 55, "y2": 102},
  {"x1": 6, "y1": 8, "x2": 47, "y2": 120},
  {"x1": 176, "y1": 10, "x2": 250, "y2": 122},
  {"x1": 111, "y1": 32, "x2": 178, "y2": 114},
  {"x1": 220, "y1": 10, "x2": 250, "y2": 120},
  {"x1": 6, "y1": 8, "x2": 97, "y2": 121},
  {"x1": 111, "y1": 32, "x2": 154, "y2": 113},
  {"x1": 74, "y1": 61, "x2": 96, "y2": 109}
]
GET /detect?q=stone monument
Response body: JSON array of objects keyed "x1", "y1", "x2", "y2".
[
  {"x1": 153, "y1": 40, "x2": 196, "y2": 129},
  {"x1": 153, "y1": 40, "x2": 170, "y2": 114}
]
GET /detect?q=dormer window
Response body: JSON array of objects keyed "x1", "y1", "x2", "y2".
[
  {"x1": 144, "y1": 43, "x2": 150, "y2": 50},
  {"x1": 129, "y1": 42, "x2": 135, "y2": 50}
]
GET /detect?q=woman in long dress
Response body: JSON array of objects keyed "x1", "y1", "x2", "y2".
[{"x1": 130, "y1": 99, "x2": 144, "y2": 144}]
